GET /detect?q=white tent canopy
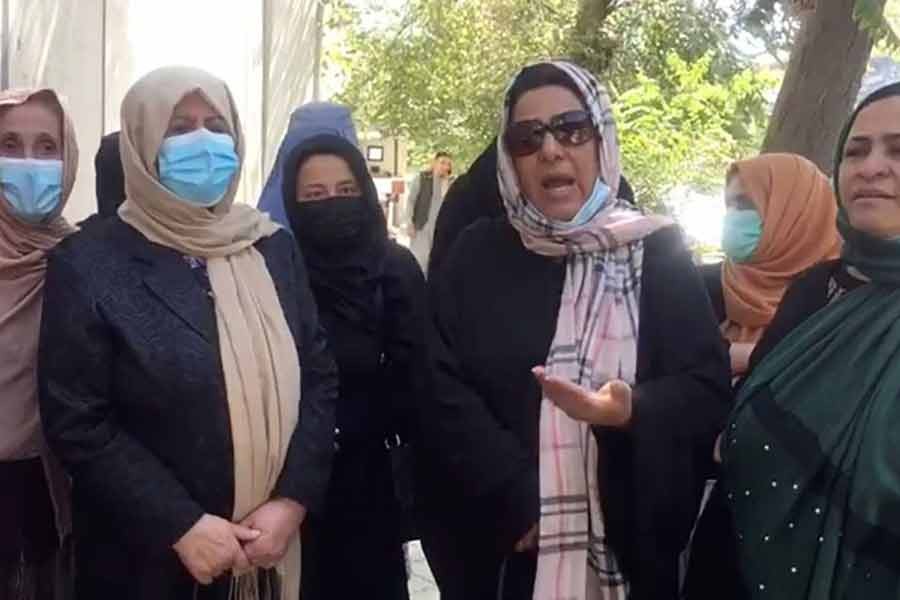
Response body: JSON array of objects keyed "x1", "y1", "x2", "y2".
[{"x1": 1, "y1": 0, "x2": 323, "y2": 222}]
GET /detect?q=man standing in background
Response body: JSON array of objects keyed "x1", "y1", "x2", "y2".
[{"x1": 405, "y1": 152, "x2": 453, "y2": 273}]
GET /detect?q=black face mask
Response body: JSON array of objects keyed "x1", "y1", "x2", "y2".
[{"x1": 291, "y1": 196, "x2": 371, "y2": 248}]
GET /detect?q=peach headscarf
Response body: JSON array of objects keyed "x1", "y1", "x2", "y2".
[
  {"x1": 0, "y1": 87, "x2": 78, "y2": 539},
  {"x1": 722, "y1": 153, "x2": 841, "y2": 343}
]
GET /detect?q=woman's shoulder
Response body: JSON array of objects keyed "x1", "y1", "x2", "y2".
[
  {"x1": 776, "y1": 258, "x2": 844, "y2": 311},
  {"x1": 384, "y1": 241, "x2": 425, "y2": 282},
  {"x1": 447, "y1": 216, "x2": 518, "y2": 261},
  {"x1": 746, "y1": 259, "x2": 843, "y2": 372},
  {"x1": 255, "y1": 227, "x2": 302, "y2": 275},
  {"x1": 435, "y1": 216, "x2": 523, "y2": 284},
  {"x1": 792, "y1": 258, "x2": 843, "y2": 286},
  {"x1": 641, "y1": 224, "x2": 689, "y2": 260},
  {"x1": 51, "y1": 217, "x2": 133, "y2": 269},
  {"x1": 459, "y1": 213, "x2": 513, "y2": 242},
  {"x1": 255, "y1": 226, "x2": 295, "y2": 255},
  {"x1": 637, "y1": 225, "x2": 697, "y2": 284},
  {"x1": 697, "y1": 262, "x2": 726, "y2": 322},
  {"x1": 381, "y1": 242, "x2": 427, "y2": 314}
]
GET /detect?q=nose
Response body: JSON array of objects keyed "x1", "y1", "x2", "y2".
[
  {"x1": 857, "y1": 149, "x2": 891, "y2": 180},
  {"x1": 537, "y1": 131, "x2": 564, "y2": 162}
]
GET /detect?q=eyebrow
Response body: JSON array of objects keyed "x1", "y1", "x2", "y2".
[
  {"x1": 337, "y1": 179, "x2": 358, "y2": 187},
  {"x1": 849, "y1": 132, "x2": 900, "y2": 143}
]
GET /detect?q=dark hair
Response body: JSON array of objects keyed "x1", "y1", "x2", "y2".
[
  {"x1": 434, "y1": 151, "x2": 452, "y2": 160},
  {"x1": 855, "y1": 81, "x2": 900, "y2": 116},
  {"x1": 835, "y1": 82, "x2": 900, "y2": 176},
  {"x1": 95, "y1": 131, "x2": 126, "y2": 217},
  {"x1": 505, "y1": 63, "x2": 585, "y2": 118}
]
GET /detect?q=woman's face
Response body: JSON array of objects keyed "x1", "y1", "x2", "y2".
[
  {"x1": 839, "y1": 96, "x2": 900, "y2": 239},
  {"x1": 296, "y1": 154, "x2": 361, "y2": 203},
  {"x1": 164, "y1": 92, "x2": 229, "y2": 139},
  {"x1": 724, "y1": 173, "x2": 754, "y2": 211},
  {"x1": 509, "y1": 85, "x2": 599, "y2": 221},
  {"x1": 0, "y1": 97, "x2": 62, "y2": 160}
]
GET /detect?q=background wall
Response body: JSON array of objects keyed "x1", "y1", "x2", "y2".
[{"x1": 1, "y1": 0, "x2": 321, "y2": 222}]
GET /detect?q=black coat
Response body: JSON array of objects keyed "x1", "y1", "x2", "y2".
[
  {"x1": 699, "y1": 262, "x2": 726, "y2": 323},
  {"x1": 318, "y1": 242, "x2": 428, "y2": 446},
  {"x1": 37, "y1": 218, "x2": 338, "y2": 600},
  {"x1": 419, "y1": 218, "x2": 731, "y2": 599},
  {"x1": 300, "y1": 242, "x2": 427, "y2": 600},
  {"x1": 428, "y1": 142, "x2": 501, "y2": 279}
]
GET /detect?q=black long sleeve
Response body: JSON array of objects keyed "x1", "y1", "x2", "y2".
[
  {"x1": 424, "y1": 285, "x2": 541, "y2": 551},
  {"x1": 421, "y1": 220, "x2": 561, "y2": 552},
  {"x1": 39, "y1": 251, "x2": 205, "y2": 553},
  {"x1": 419, "y1": 219, "x2": 732, "y2": 597},
  {"x1": 273, "y1": 242, "x2": 338, "y2": 513},
  {"x1": 382, "y1": 244, "x2": 429, "y2": 441},
  {"x1": 427, "y1": 174, "x2": 471, "y2": 279},
  {"x1": 745, "y1": 261, "x2": 839, "y2": 375},
  {"x1": 699, "y1": 262, "x2": 726, "y2": 324},
  {"x1": 630, "y1": 234, "x2": 732, "y2": 441}
]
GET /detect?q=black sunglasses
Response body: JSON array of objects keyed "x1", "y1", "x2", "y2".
[{"x1": 504, "y1": 110, "x2": 596, "y2": 157}]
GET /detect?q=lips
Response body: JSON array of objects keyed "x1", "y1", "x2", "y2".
[
  {"x1": 541, "y1": 175, "x2": 575, "y2": 190},
  {"x1": 852, "y1": 188, "x2": 894, "y2": 202}
]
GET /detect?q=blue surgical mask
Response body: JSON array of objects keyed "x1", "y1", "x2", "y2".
[
  {"x1": 722, "y1": 209, "x2": 762, "y2": 263},
  {"x1": 561, "y1": 177, "x2": 611, "y2": 227},
  {"x1": 0, "y1": 157, "x2": 64, "y2": 224},
  {"x1": 158, "y1": 128, "x2": 239, "y2": 207}
]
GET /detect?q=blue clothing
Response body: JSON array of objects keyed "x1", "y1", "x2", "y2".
[{"x1": 258, "y1": 103, "x2": 359, "y2": 227}]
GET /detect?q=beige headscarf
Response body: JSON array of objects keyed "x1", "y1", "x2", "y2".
[
  {"x1": 0, "y1": 87, "x2": 77, "y2": 540},
  {"x1": 118, "y1": 66, "x2": 301, "y2": 599}
]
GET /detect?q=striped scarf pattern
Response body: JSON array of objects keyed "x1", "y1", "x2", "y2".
[{"x1": 497, "y1": 60, "x2": 672, "y2": 600}]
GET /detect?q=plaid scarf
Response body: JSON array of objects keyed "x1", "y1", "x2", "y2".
[{"x1": 498, "y1": 61, "x2": 671, "y2": 600}]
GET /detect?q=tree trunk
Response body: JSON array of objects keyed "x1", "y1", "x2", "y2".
[
  {"x1": 568, "y1": 0, "x2": 620, "y2": 75},
  {"x1": 761, "y1": 0, "x2": 885, "y2": 173},
  {"x1": 574, "y1": 0, "x2": 617, "y2": 34}
]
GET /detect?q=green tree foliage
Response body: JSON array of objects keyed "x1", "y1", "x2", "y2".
[
  {"x1": 599, "y1": 0, "x2": 744, "y2": 91},
  {"x1": 855, "y1": 0, "x2": 900, "y2": 48},
  {"x1": 329, "y1": 0, "x2": 775, "y2": 210},
  {"x1": 616, "y1": 54, "x2": 774, "y2": 210},
  {"x1": 331, "y1": 0, "x2": 576, "y2": 168}
]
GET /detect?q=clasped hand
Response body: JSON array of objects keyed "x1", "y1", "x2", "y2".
[{"x1": 173, "y1": 498, "x2": 307, "y2": 584}]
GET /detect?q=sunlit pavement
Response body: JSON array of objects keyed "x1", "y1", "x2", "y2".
[{"x1": 407, "y1": 541, "x2": 439, "y2": 599}]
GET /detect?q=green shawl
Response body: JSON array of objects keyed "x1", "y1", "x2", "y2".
[{"x1": 722, "y1": 82, "x2": 900, "y2": 599}]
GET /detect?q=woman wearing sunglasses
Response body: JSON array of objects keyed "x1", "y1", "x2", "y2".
[{"x1": 417, "y1": 60, "x2": 731, "y2": 600}]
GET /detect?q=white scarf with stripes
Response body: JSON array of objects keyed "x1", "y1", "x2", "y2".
[{"x1": 497, "y1": 60, "x2": 672, "y2": 600}]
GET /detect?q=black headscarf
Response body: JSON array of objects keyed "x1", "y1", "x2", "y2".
[
  {"x1": 835, "y1": 82, "x2": 900, "y2": 176},
  {"x1": 282, "y1": 134, "x2": 389, "y2": 327},
  {"x1": 834, "y1": 81, "x2": 900, "y2": 284},
  {"x1": 95, "y1": 131, "x2": 126, "y2": 217},
  {"x1": 428, "y1": 141, "x2": 502, "y2": 277}
]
